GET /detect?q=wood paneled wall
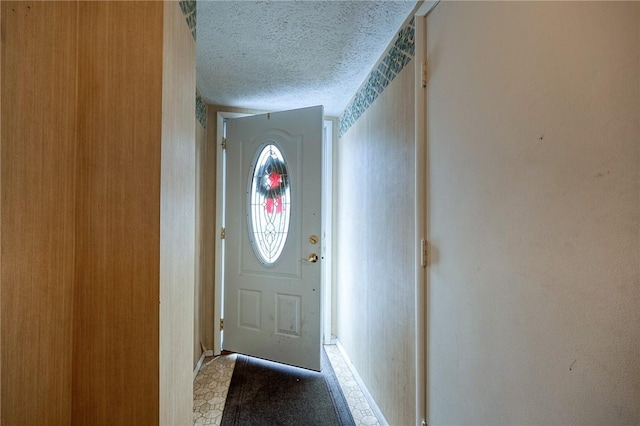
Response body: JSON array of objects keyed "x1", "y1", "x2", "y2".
[
  {"x1": 336, "y1": 65, "x2": 416, "y2": 425},
  {"x1": 72, "y1": 2, "x2": 164, "y2": 424},
  {"x1": 201, "y1": 107, "x2": 221, "y2": 352},
  {"x1": 159, "y1": 2, "x2": 195, "y2": 423},
  {"x1": 195, "y1": 118, "x2": 207, "y2": 366},
  {"x1": 1, "y1": 3, "x2": 78, "y2": 424},
  {"x1": 1, "y1": 2, "x2": 196, "y2": 424}
]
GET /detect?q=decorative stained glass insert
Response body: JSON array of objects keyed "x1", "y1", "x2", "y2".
[{"x1": 248, "y1": 143, "x2": 291, "y2": 265}]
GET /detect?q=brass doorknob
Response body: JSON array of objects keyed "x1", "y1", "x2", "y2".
[{"x1": 307, "y1": 253, "x2": 318, "y2": 263}]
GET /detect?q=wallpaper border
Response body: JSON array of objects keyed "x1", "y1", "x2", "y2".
[{"x1": 339, "y1": 17, "x2": 415, "y2": 138}]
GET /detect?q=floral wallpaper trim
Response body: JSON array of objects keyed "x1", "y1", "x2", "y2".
[
  {"x1": 196, "y1": 91, "x2": 207, "y2": 128},
  {"x1": 339, "y1": 17, "x2": 415, "y2": 138},
  {"x1": 179, "y1": 0, "x2": 196, "y2": 40}
]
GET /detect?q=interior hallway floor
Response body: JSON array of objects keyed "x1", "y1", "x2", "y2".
[{"x1": 193, "y1": 345, "x2": 380, "y2": 426}]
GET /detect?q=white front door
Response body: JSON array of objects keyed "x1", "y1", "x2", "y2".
[{"x1": 224, "y1": 106, "x2": 323, "y2": 371}]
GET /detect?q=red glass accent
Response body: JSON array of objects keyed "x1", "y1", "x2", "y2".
[
  {"x1": 268, "y1": 171, "x2": 281, "y2": 189},
  {"x1": 265, "y1": 196, "x2": 284, "y2": 214}
]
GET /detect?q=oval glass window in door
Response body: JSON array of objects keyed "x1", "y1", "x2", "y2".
[{"x1": 247, "y1": 143, "x2": 291, "y2": 266}]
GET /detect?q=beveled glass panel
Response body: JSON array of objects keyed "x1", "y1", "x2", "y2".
[{"x1": 248, "y1": 143, "x2": 291, "y2": 266}]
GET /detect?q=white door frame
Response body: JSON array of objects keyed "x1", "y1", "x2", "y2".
[
  {"x1": 213, "y1": 111, "x2": 334, "y2": 355},
  {"x1": 321, "y1": 119, "x2": 334, "y2": 346},
  {"x1": 415, "y1": 2, "x2": 440, "y2": 425},
  {"x1": 414, "y1": 12, "x2": 428, "y2": 426},
  {"x1": 214, "y1": 111, "x2": 251, "y2": 355}
]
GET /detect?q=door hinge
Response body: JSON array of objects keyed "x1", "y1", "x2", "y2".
[
  {"x1": 421, "y1": 61, "x2": 428, "y2": 88},
  {"x1": 221, "y1": 227, "x2": 226, "y2": 240},
  {"x1": 220, "y1": 318, "x2": 224, "y2": 330},
  {"x1": 221, "y1": 137, "x2": 227, "y2": 150},
  {"x1": 421, "y1": 238, "x2": 428, "y2": 267}
]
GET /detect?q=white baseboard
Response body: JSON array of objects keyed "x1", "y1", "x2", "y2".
[
  {"x1": 193, "y1": 351, "x2": 206, "y2": 381},
  {"x1": 335, "y1": 340, "x2": 390, "y2": 426}
]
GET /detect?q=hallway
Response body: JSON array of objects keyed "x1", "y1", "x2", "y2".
[{"x1": 2, "y1": 2, "x2": 638, "y2": 424}]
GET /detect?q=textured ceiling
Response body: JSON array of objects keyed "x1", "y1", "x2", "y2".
[{"x1": 196, "y1": 1, "x2": 417, "y2": 117}]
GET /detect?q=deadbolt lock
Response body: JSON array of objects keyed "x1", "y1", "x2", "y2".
[{"x1": 309, "y1": 235, "x2": 319, "y2": 244}]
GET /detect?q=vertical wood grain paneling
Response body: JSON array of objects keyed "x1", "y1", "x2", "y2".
[
  {"x1": 73, "y1": 2, "x2": 163, "y2": 424},
  {"x1": 159, "y1": 2, "x2": 195, "y2": 423},
  {"x1": 1, "y1": 5, "x2": 3, "y2": 422},
  {"x1": 195, "y1": 120, "x2": 206, "y2": 366},
  {"x1": 336, "y1": 64, "x2": 416, "y2": 425},
  {"x1": 1, "y1": 2, "x2": 78, "y2": 424}
]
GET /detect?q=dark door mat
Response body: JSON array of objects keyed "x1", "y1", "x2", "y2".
[{"x1": 220, "y1": 347, "x2": 355, "y2": 426}]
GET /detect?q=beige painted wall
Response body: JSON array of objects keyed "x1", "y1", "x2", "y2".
[
  {"x1": 426, "y1": 2, "x2": 639, "y2": 424},
  {"x1": 336, "y1": 64, "x2": 416, "y2": 425}
]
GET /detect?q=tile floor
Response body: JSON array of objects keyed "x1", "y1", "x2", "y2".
[
  {"x1": 193, "y1": 353, "x2": 237, "y2": 426},
  {"x1": 193, "y1": 345, "x2": 380, "y2": 426},
  {"x1": 324, "y1": 345, "x2": 380, "y2": 426}
]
